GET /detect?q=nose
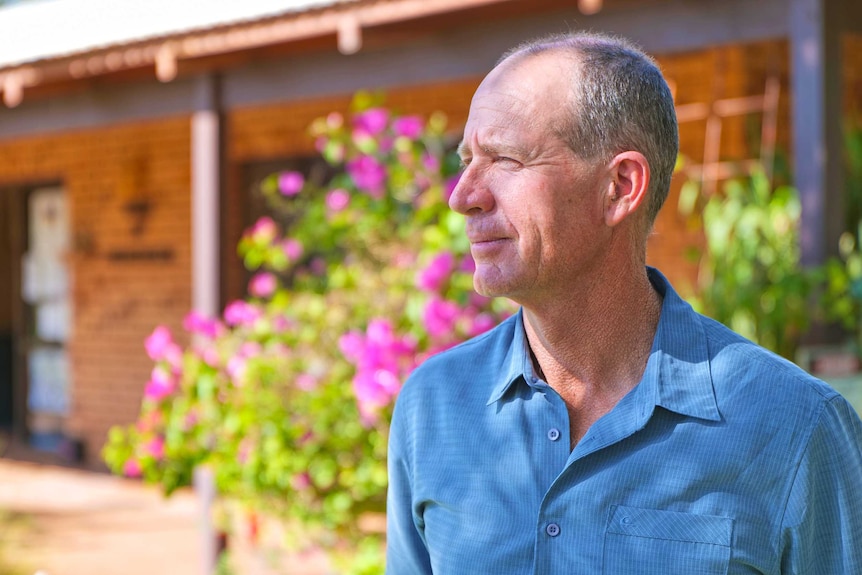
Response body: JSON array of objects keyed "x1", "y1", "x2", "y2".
[{"x1": 448, "y1": 164, "x2": 494, "y2": 215}]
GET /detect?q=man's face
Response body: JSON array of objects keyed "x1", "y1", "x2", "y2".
[{"x1": 450, "y1": 53, "x2": 611, "y2": 304}]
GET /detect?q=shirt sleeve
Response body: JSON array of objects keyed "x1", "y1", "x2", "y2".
[
  {"x1": 780, "y1": 394, "x2": 862, "y2": 574},
  {"x1": 385, "y1": 392, "x2": 433, "y2": 575}
]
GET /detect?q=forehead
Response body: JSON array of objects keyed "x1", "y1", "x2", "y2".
[{"x1": 460, "y1": 53, "x2": 574, "y2": 152}]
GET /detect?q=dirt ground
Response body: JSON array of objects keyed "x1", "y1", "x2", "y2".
[{"x1": 0, "y1": 457, "x2": 332, "y2": 575}]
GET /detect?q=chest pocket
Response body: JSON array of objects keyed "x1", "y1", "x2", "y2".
[{"x1": 603, "y1": 505, "x2": 733, "y2": 575}]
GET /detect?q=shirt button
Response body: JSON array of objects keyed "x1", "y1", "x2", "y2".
[
  {"x1": 546, "y1": 523, "x2": 560, "y2": 537},
  {"x1": 547, "y1": 428, "x2": 561, "y2": 441}
]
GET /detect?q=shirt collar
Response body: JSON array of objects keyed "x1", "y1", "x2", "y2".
[
  {"x1": 485, "y1": 267, "x2": 721, "y2": 422},
  {"x1": 485, "y1": 309, "x2": 533, "y2": 405}
]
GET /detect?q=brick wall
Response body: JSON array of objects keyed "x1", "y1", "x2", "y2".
[
  {"x1": 652, "y1": 40, "x2": 792, "y2": 295},
  {"x1": 0, "y1": 117, "x2": 192, "y2": 467}
]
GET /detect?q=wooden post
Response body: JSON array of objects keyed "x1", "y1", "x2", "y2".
[
  {"x1": 191, "y1": 73, "x2": 222, "y2": 575},
  {"x1": 790, "y1": 0, "x2": 845, "y2": 266}
]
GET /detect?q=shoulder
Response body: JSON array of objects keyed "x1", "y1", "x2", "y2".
[
  {"x1": 698, "y1": 313, "x2": 838, "y2": 403},
  {"x1": 391, "y1": 313, "x2": 518, "y2": 425},
  {"x1": 693, "y1": 313, "x2": 862, "y2": 455},
  {"x1": 404, "y1": 313, "x2": 518, "y2": 393}
]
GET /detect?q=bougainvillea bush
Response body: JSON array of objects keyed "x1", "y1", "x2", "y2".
[{"x1": 103, "y1": 94, "x2": 513, "y2": 572}]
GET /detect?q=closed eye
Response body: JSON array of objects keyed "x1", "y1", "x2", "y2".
[{"x1": 494, "y1": 156, "x2": 522, "y2": 168}]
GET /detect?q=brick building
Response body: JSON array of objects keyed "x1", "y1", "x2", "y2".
[{"x1": 0, "y1": 0, "x2": 859, "y2": 466}]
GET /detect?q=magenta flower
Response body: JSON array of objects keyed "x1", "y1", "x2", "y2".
[
  {"x1": 183, "y1": 311, "x2": 222, "y2": 339},
  {"x1": 416, "y1": 251, "x2": 455, "y2": 292},
  {"x1": 339, "y1": 318, "x2": 417, "y2": 418},
  {"x1": 223, "y1": 300, "x2": 263, "y2": 327},
  {"x1": 226, "y1": 355, "x2": 247, "y2": 386},
  {"x1": 421, "y1": 152, "x2": 440, "y2": 172},
  {"x1": 352, "y1": 107, "x2": 389, "y2": 137},
  {"x1": 392, "y1": 115, "x2": 424, "y2": 139},
  {"x1": 193, "y1": 344, "x2": 220, "y2": 368},
  {"x1": 326, "y1": 111, "x2": 344, "y2": 129},
  {"x1": 281, "y1": 238, "x2": 303, "y2": 261},
  {"x1": 291, "y1": 472, "x2": 312, "y2": 491},
  {"x1": 248, "y1": 272, "x2": 278, "y2": 298},
  {"x1": 144, "y1": 436, "x2": 165, "y2": 460},
  {"x1": 123, "y1": 458, "x2": 142, "y2": 478},
  {"x1": 326, "y1": 189, "x2": 350, "y2": 213},
  {"x1": 339, "y1": 331, "x2": 364, "y2": 363},
  {"x1": 238, "y1": 341, "x2": 262, "y2": 358},
  {"x1": 271, "y1": 315, "x2": 294, "y2": 334},
  {"x1": 346, "y1": 155, "x2": 386, "y2": 198},
  {"x1": 144, "y1": 326, "x2": 181, "y2": 363},
  {"x1": 295, "y1": 373, "x2": 318, "y2": 391},
  {"x1": 144, "y1": 366, "x2": 176, "y2": 402},
  {"x1": 248, "y1": 216, "x2": 278, "y2": 244},
  {"x1": 353, "y1": 369, "x2": 398, "y2": 408},
  {"x1": 278, "y1": 171, "x2": 304, "y2": 196},
  {"x1": 423, "y1": 297, "x2": 461, "y2": 339}
]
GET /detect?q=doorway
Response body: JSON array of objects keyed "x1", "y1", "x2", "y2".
[{"x1": 0, "y1": 185, "x2": 72, "y2": 455}]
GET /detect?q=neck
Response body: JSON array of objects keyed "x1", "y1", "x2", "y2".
[{"x1": 522, "y1": 263, "x2": 662, "y2": 401}]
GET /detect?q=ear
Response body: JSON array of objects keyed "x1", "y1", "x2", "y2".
[{"x1": 604, "y1": 151, "x2": 650, "y2": 228}]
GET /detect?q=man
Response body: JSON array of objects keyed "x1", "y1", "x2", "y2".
[{"x1": 386, "y1": 31, "x2": 862, "y2": 574}]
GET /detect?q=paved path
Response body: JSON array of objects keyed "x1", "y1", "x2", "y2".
[
  {"x1": 0, "y1": 459, "x2": 332, "y2": 575},
  {"x1": 0, "y1": 458, "x2": 201, "y2": 575}
]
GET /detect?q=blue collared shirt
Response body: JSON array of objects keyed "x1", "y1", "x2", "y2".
[{"x1": 386, "y1": 269, "x2": 862, "y2": 574}]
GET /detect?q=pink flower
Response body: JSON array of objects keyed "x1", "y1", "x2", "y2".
[
  {"x1": 295, "y1": 373, "x2": 318, "y2": 391},
  {"x1": 423, "y1": 297, "x2": 461, "y2": 339},
  {"x1": 416, "y1": 251, "x2": 455, "y2": 292},
  {"x1": 392, "y1": 115, "x2": 424, "y2": 139},
  {"x1": 421, "y1": 152, "x2": 440, "y2": 172},
  {"x1": 226, "y1": 355, "x2": 247, "y2": 385},
  {"x1": 238, "y1": 341, "x2": 262, "y2": 358},
  {"x1": 352, "y1": 369, "x2": 396, "y2": 410},
  {"x1": 144, "y1": 326, "x2": 181, "y2": 363},
  {"x1": 144, "y1": 436, "x2": 165, "y2": 460},
  {"x1": 339, "y1": 331, "x2": 364, "y2": 362},
  {"x1": 183, "y1": 311, "x2": 222, "y2": 339},
  {"x1": 281, "y1": 238, "x2": 303, "y2": 261},
  {"x1": 271, "y1": 315, "x2": 293, "y2": 334},
  {"x1": 291, "y1": 472, "x2": 311, "y2": 491},
  {"x1": 326, "y1": 112, "x2": 344, "y2": 130},
  {"x1": 248, "y1": 272, "x2": 278, "y2": 298},
  {"x1": 339, "y1": 318, "x2": 418, "y2": 414},
  {"x1": 326, "y1": 189, "x2": 350, "y2": 213},
  {"x1": 278, "y1": 171, "x2": 305, "y2": 196},
  {"x1": 248, "y1": 216, "x2": 278, "y2": 244},
  {"x1": 144, "y1": 366, "x2": 176, "y2": 402},
  {"x1": 346, "y1": 155, "x2": 386, "y2": 198},
  {"x1": 123, "y1": 459, "x2": 142, "y2": 478},
  {"x1": 237, "y1": 439, "x2": 253, "y2": 464},
  {"x1": 352, "y1": 108, "x2": 389, "y2": 137},
  {"x1": 223, "y1": 300, "x2": 263, "y2": 327}
]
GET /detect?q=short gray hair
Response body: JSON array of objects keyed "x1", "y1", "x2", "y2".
[{"x1": 499, "y1": 32, "x2": 679, "y2": 227}]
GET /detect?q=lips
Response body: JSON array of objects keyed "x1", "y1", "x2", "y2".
[{"x1": 465, "y1": 221, "x2": 509, "y2": 245}]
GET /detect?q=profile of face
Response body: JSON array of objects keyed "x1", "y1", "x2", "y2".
[{"x1": 449, "y1": 52, "x2": 615, "y2": 305}]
